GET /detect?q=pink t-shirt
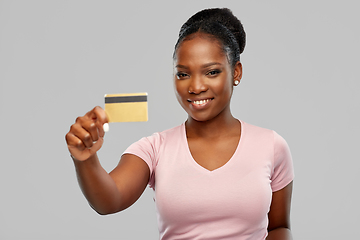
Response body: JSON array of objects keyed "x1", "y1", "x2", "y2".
[{"x1": 124, "y1": 120, "x2": 294, "y2": 240}]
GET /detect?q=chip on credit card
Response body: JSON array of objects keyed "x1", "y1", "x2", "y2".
[{"x1": 104, "y1": 93, "x2": 148, "y2": 122}]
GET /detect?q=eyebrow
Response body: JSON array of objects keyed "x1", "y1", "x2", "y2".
[{"x1": 175, "y1": 62, "x2": 223, "y2": 69}]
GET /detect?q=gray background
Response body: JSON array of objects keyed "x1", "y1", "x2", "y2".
[{"x1": 1, "y1": 0, "x2": 359, "y2": 239}]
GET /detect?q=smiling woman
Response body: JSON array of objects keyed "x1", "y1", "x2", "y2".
[
  {"x1": 66, "y1": 7, "x2": 294, "y2": 240},
  {"x1": 174, "y1": 34, "x2": 241, "y2": 122}
]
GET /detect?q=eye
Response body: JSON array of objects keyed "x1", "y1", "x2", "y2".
[
  {"x1": 176, "y1": 72, "x2": 189, "y2": 80},
  {"x1": 206, "y1": 69, "x2": 221, "y2": 76}
]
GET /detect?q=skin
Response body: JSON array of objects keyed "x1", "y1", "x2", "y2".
[
  {"x1": 65, "y1": 32, "x2": 293, "y2": 239},
  {"x1": 174, "y1": 34, "x2": 293, "y2": 239},
  {"x1": 65, "y1": 107, "x2": 150, "y2": 214},
  {"x1": 174, "y1": 33, "x2": 242, "y2": 171}
]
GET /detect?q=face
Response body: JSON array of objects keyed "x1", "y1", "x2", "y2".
[{"x1": 174, "y1": 33, "x2": 242, "y2": 122}]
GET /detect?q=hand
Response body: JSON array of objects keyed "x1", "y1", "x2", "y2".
[{"x1": 66, "y1": 106, "x2": 109, "y2": 161}]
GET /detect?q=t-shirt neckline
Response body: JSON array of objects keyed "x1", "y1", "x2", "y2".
[{"x1": 181, "y1": 119, "x2": 245, "y2": 173}]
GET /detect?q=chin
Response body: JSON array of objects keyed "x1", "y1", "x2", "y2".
[{"x1": 187, "y1": 112, "x2": 215, "y2": 123}]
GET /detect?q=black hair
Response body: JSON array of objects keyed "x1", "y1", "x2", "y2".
[{"x1": 174, "y1": 8, "x2": 246, "y2": 67}]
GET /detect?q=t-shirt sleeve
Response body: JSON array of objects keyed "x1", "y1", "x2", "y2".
[
  {"x1": 271, "y1": 131, "x2": 294, "y2": 192},
  {"x1": 123, "y1": 133, "x2": 160, "y2": 189}
]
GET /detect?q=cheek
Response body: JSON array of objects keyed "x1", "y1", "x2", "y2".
[
  {"x1": 174, "y1": 80, "x2": 186, "y2": 104},
  {"x1": 174, "y1": 79, "x2": 185, "y2": 94},
  {"x1": 215, "y1": 77, "x2": 233, "y2": 97}
]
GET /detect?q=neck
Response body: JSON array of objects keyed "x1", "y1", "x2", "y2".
[{"x1": 185, "y1": 112, "x2": 239, "y2": 139}]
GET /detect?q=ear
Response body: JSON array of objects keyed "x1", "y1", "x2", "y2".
[{"x1": 233, "y1": 61, "x2": 242, "y2": 86}]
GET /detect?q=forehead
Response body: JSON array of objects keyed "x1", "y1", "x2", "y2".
[{"x1": 175, "y1": 34, "x2": 227, "y2": 66}]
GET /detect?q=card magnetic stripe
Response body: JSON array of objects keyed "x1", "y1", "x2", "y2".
[{"x1": 105, "y1": 95, "x2": 147, "y2": 104}]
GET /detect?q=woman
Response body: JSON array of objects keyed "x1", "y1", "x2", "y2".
[{"x1": 66, "y1": 8, "x2": 294, "y2": 240}]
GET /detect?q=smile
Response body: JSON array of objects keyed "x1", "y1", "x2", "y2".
[
  {"x1": 193, "y1": 99, "x2": 211, "y2": 105},
  {"x1": 188, "y1": 98, "x2": 214, "y2": 108}
]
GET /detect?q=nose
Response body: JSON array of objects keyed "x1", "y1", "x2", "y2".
[{"x1": 188, "y1": 75, "x2": 208, "y2": 94}]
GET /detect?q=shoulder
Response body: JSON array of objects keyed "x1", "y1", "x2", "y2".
[
  {"x1": 240, "y1": 120, "x2": 292, "y2": 162},
  {"x1": 123, "y1": 123, "x2": 185, "y2": 179},
  {"x1": 241, "y1": 120, "x2": 287, "y2": 143},
  {"x1": 241, "y1": 120, "x2": 273, "y2": 134},
  {"x1": 240, "y1": 120, "x2": 276, "y2": 145},
  {"x1": 127, "y1": 123, "x2": 184, "y2": 151},
  {"x1": 158, "y1": 123, "x2": 184, "y2": 138},
  {"x1": 146, "y1": 123, "x2": 184, "y2": 144}
]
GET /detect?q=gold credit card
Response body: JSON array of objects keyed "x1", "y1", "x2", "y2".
[{"x1": 104, "y1": 93, "x2": 148, "y2": 122}]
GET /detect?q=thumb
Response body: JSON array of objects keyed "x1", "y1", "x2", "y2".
[
  {"x1": 88, "y1": 136, "x2": 104, "y2": 156},
  {"x1": 69, "y1": 137, "x2": 104, "y2": 161}
]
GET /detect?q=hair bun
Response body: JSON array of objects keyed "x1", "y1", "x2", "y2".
[{"x1": 180, "y1": 8, "x2": 246, "y2": 54}]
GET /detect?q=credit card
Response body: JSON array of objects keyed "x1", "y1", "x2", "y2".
[{"x1": 104, "y1": 93, "x2": 148, "y2": 122}]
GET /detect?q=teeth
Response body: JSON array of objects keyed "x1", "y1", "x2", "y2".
[{"x1": 193, "y1": 99, "x2": 210, "y2": 105}]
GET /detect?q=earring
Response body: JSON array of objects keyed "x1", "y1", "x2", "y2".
[{"x1": 234, "y1": 80, "x2": 240, "y2": 85}]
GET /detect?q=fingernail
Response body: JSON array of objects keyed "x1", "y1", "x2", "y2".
[{"x1": 103, "y1": 123, "x2": 109, "y2": 132}]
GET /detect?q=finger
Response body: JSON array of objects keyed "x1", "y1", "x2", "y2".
[
  {"x1": 66, "y1": 132, "x2": 86, "y2": 152},
  {"x1": 71, "y1": 136, "x2": 104, "y2": 161},
  {"x1": 74, "y1": 115, "x2": 101, "y2": 146},
  {"x1": 85, "y1": 106, "x2": 108, "y2": 137},
  {"x1": 86, "y1": 106, "x2": 108, "y2": 124},
  {"x1": 95, "y1": 120, "x2": 107, "y2": 137},
  {"x1": 70, "y1": 122, "x2": 95, "y2": 149},
  {"x1": 67, "y1": 134, "x2": 103, "y2": 161},
  {"x1": 92, "y1": 106, "x2": 109, "y2": 137},
  {"x1": 81, "y1": 119, "x2": 99, "y2": 143},
  {"x1": 88, "y1": 136, "x2": 104, "y2": 156}
]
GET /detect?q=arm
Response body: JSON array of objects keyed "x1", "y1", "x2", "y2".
[
  {"x1": 72, "y1": 153, "x2": 150, "y2": 215},
  {"x1": 266, "y1": 181, "x2": 293, "y2": 240},
  {"x1": 66, "y1": 106, "x2": 150, "y2": 215}
]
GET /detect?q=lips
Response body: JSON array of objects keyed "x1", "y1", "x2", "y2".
[{"x1": 187, "y1": 98, "x2": 214, "y2": 109}]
